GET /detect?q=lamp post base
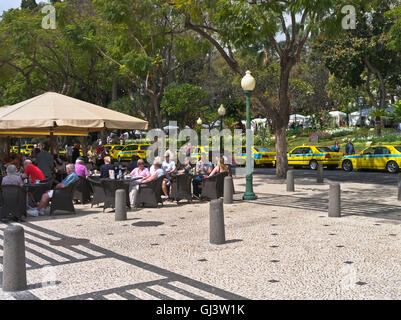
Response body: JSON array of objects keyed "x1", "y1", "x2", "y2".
[{"x1": 242, "y1": 174, "x2": 257, "y2": 200}]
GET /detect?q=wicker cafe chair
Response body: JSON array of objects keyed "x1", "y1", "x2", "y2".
[
  {"x1": 201, "y1": 171, "x2": 228, "y2": 200},
  {"x1": 73, "y1": 176, "x2": 92, "y2": 204},
  {"x1": 0, "y1": 185, "x2": 27, "y2": 221},
  {"x1": 134, "y1": 175, "x2": 165, "y2": 208},
  {"x1": 49, "y1": 181, "x2": 78, "y2": 215},
  {"x1": 100, "y1": 179, "x2": 130, "y2": 212},
  {"x1": 170, "y1": 173, "x2": 193, "y2": 203},
  {"x1": 88, "y1": 176, "x2": 105, "y2": 207}
]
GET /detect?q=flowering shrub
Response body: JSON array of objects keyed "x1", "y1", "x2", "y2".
[{"x1": 326, "y1": 127, "x2": 355, "y2": 137}]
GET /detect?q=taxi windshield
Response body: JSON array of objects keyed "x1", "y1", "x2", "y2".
[
  {"x1": 113, "y1": 146, "x2": 124, "y2": 150},
  {"x1": 394, "y1": 146, "x2": 401, "y2": 153},
  {"x1": 140, "y1": 145, "x2": 150, "y2": 150},
  {"x1": 316, "y1": 147, "x2": 331, "y2": 153},
  {"x1": 254, "y1": 147, "x2": 271, "y2": 153}
]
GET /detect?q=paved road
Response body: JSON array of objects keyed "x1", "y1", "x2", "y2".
[{"x1": 252, "y1": 166, "x2": 398, "y2": 186}]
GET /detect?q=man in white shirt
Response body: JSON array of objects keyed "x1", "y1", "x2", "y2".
[
  {"x1": 162, "y1": 151, "x2": 176, "y2": 201},
  {"x1": 162, "y1": 151, "x2": 176, "y2": 173}
]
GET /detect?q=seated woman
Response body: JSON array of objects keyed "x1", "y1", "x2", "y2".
[
  {"x1": 177, "y1": 157, "x2": 192, "y2": 174},
  {"x1": 129, "y1": 161, "x2": 164, "y2": 207},
  {"x1": 1, "y1": 164, "x2": 23, "y2": 187},
  {"x1": 129, "y1": 159, "x2": 149, "y2": 179},
  {"x1": 208, "y1": 156, "x2": 229, "y2": 177}
]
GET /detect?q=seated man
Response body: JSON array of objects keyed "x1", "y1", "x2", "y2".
[
  {"x1": 192, "y1": 153, "x2": 213, "y2": 199},
  {"x1": 22, "y1": 159, "x2": 45, "y2": 183},
  {"x1": 75, "y1": 157, "x2": 89, "y2": 178},
  {"x1": 27, "y1": 164, "x2": 79, "y2": 216},
  {"x1": 127, "y1": 155, "x2": 139, "y2": 172},
  {"x1": 162, "y1": 151, "x2": 176, "y2": 201},
  {"x1": 2, "y1": 164, "x2": 23, "y2": 187},
  {"x1": 100, "y1": 156, "x2": 114, "y2": 178},
  {"x1": 149, "y1": 156, "x2": 162, "y2": 175},
  {"x1": 129, "y1": 161, "x2": 164, "y2": 206}
]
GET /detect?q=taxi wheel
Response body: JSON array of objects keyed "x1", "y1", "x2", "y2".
[
  {"x1": 342, "y1": 160, "x2": 353, "y2": 172},
  {"x1": 386, "y1": 161, "x2": 399, "y2": 173},
  {"x1": 309, "y1": 160, "x2": 318, "y2": 170}
]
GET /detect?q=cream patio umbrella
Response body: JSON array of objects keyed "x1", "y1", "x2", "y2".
[{"x1": 0, "y1": 92, "x2": 148, "y2": 153}]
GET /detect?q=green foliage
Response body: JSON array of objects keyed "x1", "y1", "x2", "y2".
[
  {"x1": 20, "y1": 0, "x2": 37, "y2": 10},
  {"x1": 254, "y1": 125, "x2": 272, "y2": 146},
  {"x1": 315, "y1": 0, "x2": 401, "y2": 110},
  {"x1": 108, "y1": 96, "x2": 134, "y2": 116},
  {"x1": 161, "y1": 83, "x2": 209, "y2": 127},
  {"x1": 386, "y1": 4, "x2": 401, "y2": 51}
]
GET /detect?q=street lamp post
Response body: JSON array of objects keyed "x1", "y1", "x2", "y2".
[
  {"x1": 218, "y1": 104, "x2": 226, "y2": 156},
  {"x1": 197, "y1": 117, "x2": 202, "y2": 146},
  {"x1": 241, "y1": 71, "x2": 257, "y2": 200}
]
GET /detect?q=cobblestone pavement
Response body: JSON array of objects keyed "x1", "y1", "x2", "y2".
[{"x1": 1, "y1": 171, "x2": 401, "y2": 300}]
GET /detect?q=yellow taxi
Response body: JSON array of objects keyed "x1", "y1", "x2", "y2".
[
  {"x1": 58, "y1": 148, "x2": 84, "y2": 157},
  {"x1": 273, "y1": 145, "x2": 343, "y2": 170},
  {"x1": 340, "y1": 145, "x2": 401, "y2": 173},
  {"x1": 20, "y1": 144, "x2": 35, "y2": 156},
  {"x1": 116, "y1": 143, "x2": 151, "y2": 162},
  {"x1": 9, "y1": 146, "x2": 19, "y2": 153},
  {"x1": 101, "y1": 145, "x2": 125, "y2": 160},
  {"x1": 186, "y1": 146, "x2": 219, "y2": 163},
  {"x1": 234, "y1": 146, "x2": 276, "y2": 166}
]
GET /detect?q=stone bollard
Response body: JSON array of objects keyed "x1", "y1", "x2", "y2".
[
  {"x1": 2, "y1": 225, "x2": 27, "y2": 292},
  {"x1": 328, "y1": 183, "x2": 341, "y2": 217},
  {"x1": 398, "y1": 173, "x2": 401, "y2": 201},
  {"x1": 210, "y1": 198, "x2": 225, "y2": 245},
  {"x1": 224, "y1": 176, "x2": 233, "y2": 204},
  {"x1": 115, "y1": 189, "x2": 127, "y2": 221},
  {"x1": 317, "y1": 163, "x2": 324, "y2": 184},
  {"x1": 287, "y1": 170, "x2": 295, "y2": 192}
]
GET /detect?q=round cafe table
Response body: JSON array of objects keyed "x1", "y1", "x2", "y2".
[{"x1": 24, "y1": 182, "x2": 50, "y2": 203}]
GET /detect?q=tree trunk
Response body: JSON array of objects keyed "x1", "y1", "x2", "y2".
[
  {"x1": 150, "y1": 96, "x2": 162, "y2": 128},
  {"x1": 274, "y1": 58, "x2": 293, "y2": 179},
  {"x1": 275, "y1": 124, "x2": 288, "y2": 179},
  {"x1": 376, "y1": 116, "x2": 382, "y2": 136}
]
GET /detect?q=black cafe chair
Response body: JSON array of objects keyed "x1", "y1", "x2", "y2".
[
  {"x1": 201, "y1": 171, "x2": 228, "y2": 201},
  {"x1": 88, "y1": 176, "x2": 105, "y2": 208},
  {"x1": 170, "y1": 173, "x2": 193, "y2": 204},
  {"x1": 100, "y1": 179, "x2": 130, "y2": 212},
  {"x1": 49, "y1": 181, "x2": 78, "y2": 215},
  {"x1": 0, "y1": 185, "x2": 27, "y2": 221},
  {"x1": 73, "y1": 176, "x2": 92, "y2": 204},
  {"x1": 135, "y1": 175, "x2": 165, "y2": 208}
]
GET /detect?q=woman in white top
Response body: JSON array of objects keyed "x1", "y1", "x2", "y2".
[
  {"x1": 208, "y1": 156, "x2": 229, "y2": 177},
  {"x1": 130, "y1": 162, "x2": 164, "y2": 207}
]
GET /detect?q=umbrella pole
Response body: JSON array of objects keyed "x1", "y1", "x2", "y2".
[
  {"x1": 50, "y1": 131, "x2": 54, "y2": 155},
  {"x1": 7, "y1": 137, "x2": 10, "y2": 158}
]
